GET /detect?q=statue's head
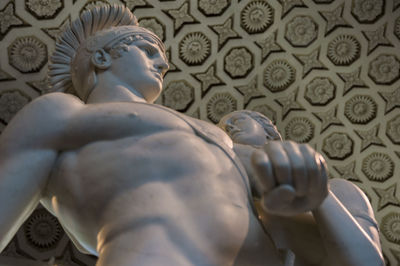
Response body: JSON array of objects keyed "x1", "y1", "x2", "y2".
[
  {"x1": 49, "y1": 4, "x2": 167, "y2": 102},
  {"x1": 218, "y1": 110, "x2": 282, "y2": 147}
]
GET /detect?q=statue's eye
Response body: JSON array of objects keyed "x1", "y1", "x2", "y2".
[
  {"x1": 142, "y1": 45, "x2": 155, "y2": 56},
  {"x1": 125, "y1": 36, "x2": 134, "y2": 44}
]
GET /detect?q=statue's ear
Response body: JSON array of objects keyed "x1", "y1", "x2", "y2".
[{"x1": 91, "y1": 49, "x2": 111, "y2": 70}]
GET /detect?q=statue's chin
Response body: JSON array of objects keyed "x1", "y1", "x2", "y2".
[
  {"x1": 142, "y1": 87, "x2": 162, "y2": 103},
  {"x1": 131, "y1": 80, "x2": 162, "y2": 103}
]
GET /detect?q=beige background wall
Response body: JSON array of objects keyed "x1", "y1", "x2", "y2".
[{"x1": 0, "y1": 0, "x2": 399, "y2": 265}]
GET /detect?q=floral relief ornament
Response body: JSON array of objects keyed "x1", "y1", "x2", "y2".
[
  {"x1": 304, "y1": 77, "x2": 335, "y2": 105},
  {"x1": 241, "y1": 0, "x2": 273, "y2": 34},
  {"x1": 369, "y1": 54, "x2": 400, "y2": 85},
  {"x1": 322, "y1": 132, "x2": 353, "y2": 159},
  {"x1": 381, "y1": 212, "x2": 400, "y2": 244},
  {"x1": 26, "y1": 0, "x2": 62, "y2": 18},
  {"x1": 327, "y1": 35, "x2": 360, "y2": 66},
  {"x1": 362, "y1": 153, "x2": 394, "y2": 182},
  {"x1": 198, "y1": 0, "x2": 229, "y2": 16},
  {"x1": 24, "y1": 209, "x2": 63, "y2": 249},
  {"x1": 0, "y1": 90, "x2": 30, "y2": 123},
  {"x1": 179, "y1": 32, "x2": 210, "y2": 65},
  {"x1": 163, "y1": 80, "x2": 194, "y2": 111},
  {"x1": 285, "y1": 117, "x2": 314, "y2": 143},
  {"x1": 285, "y1": 15, "x2": 318, "y2": 47},
  {"x1": 352, "y1": 0, "x2": 384, "y2": 23},
  {"x1": 263, "y1": 59, "x2": 295, "y2": 92},
  {"x1": 207, "y1": 92, "x2": 237, "y2": 123},
  {"x1": 344, "y1": 95, "x2": 377, "y2": 124},
  {"x1": 224, "y1": 47, "x2": 253, "y2": 78},
  {"x1": 82, "y1": 1, "x2": 110, "y2": 12},
  {"x1": 9, "y1": 36, "x2": 47, "y2": 73}
]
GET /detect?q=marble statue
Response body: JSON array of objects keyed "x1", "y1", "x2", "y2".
[{"x1": 0, "y1": 5, "x2": 383, "y2": 266}]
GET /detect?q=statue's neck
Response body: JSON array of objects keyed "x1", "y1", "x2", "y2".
[
  {"x1": 86, "y1": 84, "x2": 147, "y2": 104},
  {"x1": 85, "y1": 73, "x2": 148, "y2": 104}
]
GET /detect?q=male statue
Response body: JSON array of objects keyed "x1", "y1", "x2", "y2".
[{"x1": 0, "y1": 5, "x2": 383, "y2": 266}]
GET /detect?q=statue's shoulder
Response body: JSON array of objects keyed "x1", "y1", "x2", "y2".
[
  {"x1": 30, "y1": 92, "x2": 83, "y2": 109},
  {"x1": 16, "y1": 93, "x2": 84, "y2": 122},
  {"x1": 1, "y1": 93, "x2": 84, "y2": 149}
]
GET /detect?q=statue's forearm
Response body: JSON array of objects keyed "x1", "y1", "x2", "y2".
[{"x1": 312, "y1": 191, "x2": 384, "y2": 266}]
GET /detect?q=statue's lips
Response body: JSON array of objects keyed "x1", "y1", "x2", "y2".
[{"x1": 151, "y1": 71, "x2": 163, "y2": 81}]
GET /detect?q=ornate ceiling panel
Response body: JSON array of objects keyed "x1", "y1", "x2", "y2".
[{"x1": 0, "y1": 0, "x2": 399, "y2": 264}]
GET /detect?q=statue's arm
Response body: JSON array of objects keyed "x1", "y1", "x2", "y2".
[
  {"x1": 0, "y1": 93, "x2": 83, "y2": 252},
  {"x1": 258, "y1": 187, "x2": 383, "y2": 266},
  {"x1": 310, "y1": 179, "x2": 383, "y2": 266},
  {"x1": 249, "y1": 141, "x2": 383, "y2": 266},
  {"x1": 328, "y1": 178, "x2": 380, "y2": 248}
]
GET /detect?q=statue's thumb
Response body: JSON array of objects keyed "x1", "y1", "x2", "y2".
[{"x1": 262, "y1": 185, "x2": 297, "y2": 216}]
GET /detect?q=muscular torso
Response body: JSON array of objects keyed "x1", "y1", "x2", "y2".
[{"x1": 39, "y1": 100, "x2": 282, "y2": 265}]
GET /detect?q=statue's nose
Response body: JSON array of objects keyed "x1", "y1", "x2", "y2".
[{"x1": 155, "y1": 58, "x2": 169, "y2": 76}]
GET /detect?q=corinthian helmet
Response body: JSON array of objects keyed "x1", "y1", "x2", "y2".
[{"x1": 48, "y1": 4, "x2": 164, "y2": 101}]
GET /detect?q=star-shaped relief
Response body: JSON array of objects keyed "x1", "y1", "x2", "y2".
[
  {"x1": 354, "y1": 124, "x2": 385, "y2": 152},
  {"x1": 394, "y1": 0, "x2": 400, "y2": 11},
  {"x1": 164, "y1": 1, "x2": 197, "y2": 36},
  {"x1": 209, "y1": 16, "x2": 240, "y2": 51},
  {"x1": 337, "y1": 67, "x2": 368, "y2": 96},
  {"x1": 294, "y1": 47, "x2": 327, "y2": 78},
  {"x1": 379, "y1": 87, "x2": 400, "y2": 114},
  {"x1": 165, "y1": 47, "x2": 180, "y2": 73},
  {"x1": 312, "y1": 105, "x2": 343, "y2": 133},
  {"x1": 391, "y1": 249, "x2": 400, "y2": 265},
  {"x1": 190, "y1": 108, "x2": 200, "y2": 119},
  {"x1": 373, "y1": 184, "x2": 400, "y2": 211},
  {"x1": 0, "y1": 2, "x2": 27, "y2": 41},
  {"x1": 277, "y1": 0, "x2": 307, "y2": 18},
  {"x1": 0, "y1": 67, "x2": 15, "y2": 81},
  {"x1": 122, "y1": 0, "x2": 152, "y2": 10},
  {"x1": 319, "y1": 3, "x2": 352, "y2": 36},
  {"x1": 192, "y1": 62, "x2": 225, "y2": 96},
  {"x1": 53, "y1": 247, "x2": 81, "y2": 266},
  {"x1": 42, "y1": 16, "x2": 70, "y2": 41},
  {"x1": 26, "y1": 78, "x2": 52, "y2": 94},
  {"x1": 362, "y1": 23, "x2": 392, "y2": 55},
  {"x1": 274, "y1": 88, "x2": 305, "y2": 120},
  {"x1": 2, "y1": 239, "x2": 25, "y2": 258},
  {"x1": 255, "y1": 30, "x2": 284, "y2": 63},
  {"x1": 333, "y1": 161, "x2": 361, "y2": 182},
  {"x1": 235, "y1": 76, "x2": 264, "y2": 106}
]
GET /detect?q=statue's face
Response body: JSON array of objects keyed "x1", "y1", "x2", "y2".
[
  {"x1": 222, "y1": 113, "x2": 266, "y2": 147},
  {"x1": 109, "y1": 38, "x2": 169, "y2": 103}
]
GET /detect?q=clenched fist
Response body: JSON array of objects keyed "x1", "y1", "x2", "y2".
[{"x1": 251, "y1": 141, "x2": 329, "y2": 216}]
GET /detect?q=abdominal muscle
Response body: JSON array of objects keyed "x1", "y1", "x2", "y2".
[{"x1": 43, "y1": 131, "x2": 282, "y2": 265}]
